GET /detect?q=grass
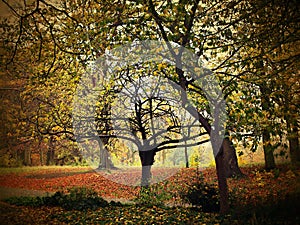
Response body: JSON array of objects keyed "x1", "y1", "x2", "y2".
[{"x1": 0, "y1": 165, "x2": 91, "y2": 175}]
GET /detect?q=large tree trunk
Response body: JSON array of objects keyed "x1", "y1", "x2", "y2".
[
  {"x1": 177, "y1": 66, "x2": 231, "y2": 214},
  {"x1": 141, "y1": 165, "x2": 152, "y2": 187},
  {"x1": 185, "y1": 105, "x2": 243, "y2": 177},
  {"x1": 215, "y1": 148, "x2": 229, "y2": 214},
  {"x1": 262, "y1": 129, "x2": 276, "y2": 170},
  {"x1": 97, "y1": 138, "x2": 115, "y2": 169},
  {"x1": 285, "y1": 113, "x2": 300, "y2": 164},
  {"x1": 184, "y1": 106, "x2": 232, "y2": 214},
  {"x1": 287, "y1": 122, "x2": 300, "y2": 164},
  {"x1": 46, "y1": 136, "x2": 55, "y2": 165},
  {"x1": 260, "y1": 85, "x2": 276, "y2": 170},
  {"x1": 99, "y1": 148, "x2": 114, "y2": 169},
  {"x1": 222, "y1": 137, "x2": 244, "y2": 178},
  {"x1": 22, "y1": 148, "x2": 31, "y2": 166},
  {"x1": 139, "y1": 149, "x2": 156, "y2": 187}
]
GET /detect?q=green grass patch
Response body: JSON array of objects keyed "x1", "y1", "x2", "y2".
[
  {"x1": 4, "y1": 187, "x2": 121, "y2": 211},
  {"x1": 0, "y1": 166, "x2": 91, "y2": 175}
]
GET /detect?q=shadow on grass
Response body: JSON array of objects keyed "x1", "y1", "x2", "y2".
[{"x1": 228, "y1": 191, "x2": 300, "y2": 225}]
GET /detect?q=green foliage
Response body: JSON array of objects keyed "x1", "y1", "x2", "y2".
[
  {"x1": 189, "y1": 149, "x2": 200, "y2": 167},
  {"x1": 46, "y1": 187, "x2": 110, "y2": 210},
  {"x1": 134, "y1": 184, "x2": 172, "y2": 207},
  {"x1": 5, "y1": 195, "x2": 44, "y2": 207},
  {"x1": 0, "y1": 154, "x2": 23, "y2": 167},
  {"x1": 5, "y1": 187, "x2": 113, "y2": 211},
  {"x1": 179, "y1": 172, "x2": 220, "y2": 212}
]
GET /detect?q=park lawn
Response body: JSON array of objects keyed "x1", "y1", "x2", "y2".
[{"x1": 0, "y1": 164, "x2": 299, "y2": 224}]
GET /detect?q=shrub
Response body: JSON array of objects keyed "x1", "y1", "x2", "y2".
[
  {"x1": 5, "y1": 187, "x2": 111, "y2": 210},
  {"x1": 179, "y1": 172, "x2": 220, "y2": 212},
  {"x1": 60, "y1": 187, "x2": 109, "y2": 210},
  {"x1": 4, "y1": 196, "x2": 44, "y2": 207},
  {"x1": 134, "y1": 183, "x2": 172, "y2": 207}
]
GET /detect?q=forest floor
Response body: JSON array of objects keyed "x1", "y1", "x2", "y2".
[{"x1": 0, "y1": 164, "x2": 299, "y2": 224}]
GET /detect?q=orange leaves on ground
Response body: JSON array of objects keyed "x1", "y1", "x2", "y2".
[
  {"x1": 0, "y1": 165, "x2": 299, "y2": 206},
  {"x1": 0, "y1": 168, "x2": 139, "y2": 199}
]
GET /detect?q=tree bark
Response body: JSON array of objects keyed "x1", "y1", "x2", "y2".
[
  {"x1": 262, "y1": 129, "x2": 276, "y2": 170},
  {"x1": 222, "y1": 137, "x2": 244, "y2": 178},
  {"x1": 139, "y1": 149, "x2": 156, "y2": 187},
  {"x1": 97, "y1": 138, "x2": 115, "y2": 169},
  {"x1": 46, "y1": 136, "x2": 55, "y2": 165},
  {"x1": 184, "y1": 145, "x2": 189, "y2": 168},
  {"x1": 38, "y1": 136, "x2": 44, "y2": 166},
  {"x1": 99, "y1": 148, "x2": 113, "y2": 169},
  {"x1": 185, "y1": 106, "x2": 243, "y2": 177},
  {"x1": 185, "y1": 106, "x2": 232, "y2": 213},
  {"x1": 22, "y1": 148, "x2": 31, "y2": 166},
  {"x1": 141, "y1": 165, "x2": 152, "y2": 187},
  {"x1": 260, "y1": 84, "x2": 276, "y2": 170},
  {"x1": 39, "y1": 149, "x2": 44, "y2": 166},
  {"x1": 174, "y1": 50, "x2": 232, "y2": 214},
  {"x1": 215, "y1": 148, "x2": 230, "y2": 214},
  {"x1": 162, "y1": 150, "x2": 166, "y2": 165},
  {"x1": 287, "y1": 122, "x2": 300, "y2": 164}
]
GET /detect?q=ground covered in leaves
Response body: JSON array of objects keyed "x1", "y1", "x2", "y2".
[{"x1": 0, "y1": 164, "x2": 299, "y2": 224}]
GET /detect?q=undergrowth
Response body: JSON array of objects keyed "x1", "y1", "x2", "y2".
[{"x1": 5, "y1": 187, "x2": 122, "y2": 211}]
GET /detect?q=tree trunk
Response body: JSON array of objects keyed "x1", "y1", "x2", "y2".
[
  {"x1": 100, "y1": 149, "x2": 116, "y2": 170},
  {"x1": 287, "y1": 124, "x2": 300, "y2": 164},
  {"x1": 131, "y1": 151, "x2": 136, "y2": 165},
  {"x1": 39, "y1": 149, "x2": 44, "y2": 166},
  {"x1": 139, "y1": 149, "x2": 156, "y2": 187},
  {"x1": 46, "y1": 136, "x2": 55, "y2": 165},
  {"x1": 23, "y1": 148, "x2": 31, "y2": 166},
  {"x1": 177, "y1": 66, "x2": 231, "y2": 213},
  {"x1": 289, "y1": 135, "x2": 300, "y2": 164},
  {"x1": 185, "y1": 105, "x2": 243, "y2": 177},
  {"x1": 260, "y1": 85, "x2": 276, "y2": 170},
  {"x1": 215, "y1": 148, "x2": 229, "y2": 214},
  {"x1": 162, "y1": 150, "x2": 166, "y2": 165},
  {"x1": 222, "y1": 137, "x2": 244, "y2": 178},
  {"x1": 38, "y1": 137, "x2": 44, "y2": 166},
  {"x1": 141, "y1": 165, "x2": 152, "y2": 187},
  {"x1": 263, "y1": 130, "x2": 276, "y2": 170},
  {"x1": 184, "y1": 145, "x2": 189, "y2": 168},
  {"x1": 98, "y1": 138, "x2": 115, "y2": 169}
]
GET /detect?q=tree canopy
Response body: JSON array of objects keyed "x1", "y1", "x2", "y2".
[{"x1": 1, "y1": 0, "x2": 299, "y2": 214}]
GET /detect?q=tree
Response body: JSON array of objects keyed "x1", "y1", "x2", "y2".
[
  {"x1": 1, "y1": 0, "x2": 234, "y2": 213},
  {"x1": 4, "y1": 0, "x2": 298, "y2": 213},
  {"x1": 74, "y1": 60, "x2": 210, "y2": 186},
  {"x1": 225, "y1": 0, "x2": 300, "y2": 168}
]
